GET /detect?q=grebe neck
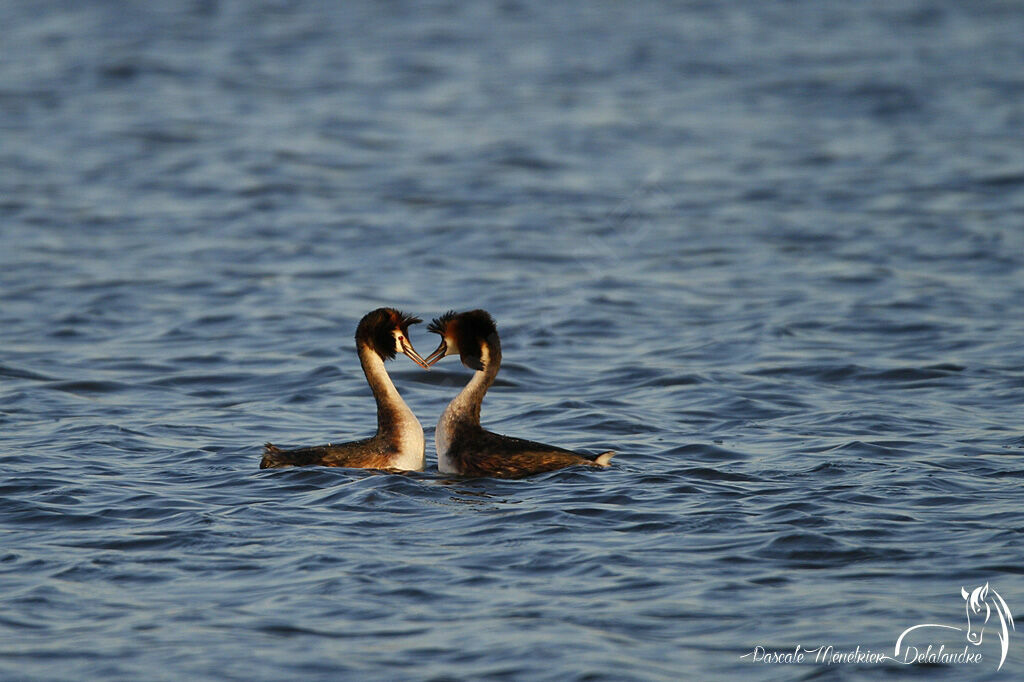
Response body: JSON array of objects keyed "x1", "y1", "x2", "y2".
[
  {"x1": 436, "y1": 340, "x2": 500, "y2": 471},
  {"x1": 453, "y1": 341, "x2": 501, "y2": 425},
  {"x1": 358, "y1": 345, "x2": 418, "y2": 435}
]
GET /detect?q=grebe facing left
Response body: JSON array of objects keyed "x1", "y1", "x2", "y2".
[
  {"x1": 424, "y1": 309, "x2": 615, "y2": 479},
  {"x1": 260, "y1": 308, "x2": 428, "y2": 471}
]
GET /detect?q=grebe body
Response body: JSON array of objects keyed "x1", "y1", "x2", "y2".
[
  {"x1": 425, "y1": 310, "x2": 614, "y2": 478},
  {"x1": 260, "y1": 308, "x2": 428, "y2": 471}
]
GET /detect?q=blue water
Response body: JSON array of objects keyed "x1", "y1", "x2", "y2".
[{"x1": 3, "y1": 1, "x2": 1024, "y2": 680}]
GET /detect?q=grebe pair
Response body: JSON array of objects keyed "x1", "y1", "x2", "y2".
[{"x1": 260, "y1": 308, "x2": 614, "y2": 478}]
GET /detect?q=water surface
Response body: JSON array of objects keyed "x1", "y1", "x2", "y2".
[{"x1": 2, "y1": 1, "x2": 1024, "y2": 680}]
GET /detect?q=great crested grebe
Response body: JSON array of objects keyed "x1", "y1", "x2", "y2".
[
  {"x1": 424, "y1": 309, "x2": 614, "y2": 478},
  {"x1": 260, "y1": 308, "x2": 429, "y2": 471}
]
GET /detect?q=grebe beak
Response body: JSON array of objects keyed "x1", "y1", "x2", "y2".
[
  {"x1": 401, "y1": 338, "x2": 430, "y2": 369},
  {"x1": 424, "y1": 340, "x2": 447, "y2": 367}
]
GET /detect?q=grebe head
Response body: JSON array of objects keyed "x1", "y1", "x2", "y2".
[
  {"x1": 355, "y1": 308, "x2": 430, "y2": 368},
  {"x1": 424, "y1": 309, "x2": 497, "y2": 370}
]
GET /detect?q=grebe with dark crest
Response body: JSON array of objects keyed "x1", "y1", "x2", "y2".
[
  {"x1": 424, "y1": 309, "x2": 615, "y2": 478},
  {"x1": 260, "y1": 308, "x2": 429, "y2": 471}
]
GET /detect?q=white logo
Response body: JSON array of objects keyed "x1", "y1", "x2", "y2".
[
  {"x1": 741, "y1": 583, "x2": 1015, "y2": 671},
  {"x1": 895, "y1": 583, "x2": 1015, "y2": 671}
]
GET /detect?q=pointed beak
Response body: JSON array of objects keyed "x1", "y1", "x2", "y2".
[
  {"x1": 424, "y1": 340, "x2": 447, "y2": 367},
  {"x1": 401, "y1": 338, "x2": 430, "y2": 369}
]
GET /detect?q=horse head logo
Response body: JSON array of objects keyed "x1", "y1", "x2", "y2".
[
  {"x1": 962, "y1": 583, "x2": 1014, "y2": 668},
  {"x1": 895, "y1": 583, "x2": 1015, "y2": 671}
]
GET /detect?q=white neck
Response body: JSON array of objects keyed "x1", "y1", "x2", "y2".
[
  {"x1": 435, "y1": 344, "x2": 498, "y2": 472},
  {"x1": 359, "y1": 346, "x2": 424, "y2": 469}
]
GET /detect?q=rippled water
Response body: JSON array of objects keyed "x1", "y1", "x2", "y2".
[{"x1": 3, "y1": 1, "x2": 1024, "y2": 680}]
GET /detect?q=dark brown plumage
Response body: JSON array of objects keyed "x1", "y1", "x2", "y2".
[
  {"x1": 427, "y1": 309, "x2": 497, "y2": 371},
  {"x1": 357, "y1": 308, "x2": 422, "y2": 361},
  {"x1": 438, "y1": 425, "x2": 610, "y2": 479},
  {"x1": 261, "y1": 440, "x2": 411, "y2": 470}
]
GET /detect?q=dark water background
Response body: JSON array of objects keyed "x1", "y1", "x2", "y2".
[{"x1": 2, "y1": 1, "x2": 1024, "y2": 680}]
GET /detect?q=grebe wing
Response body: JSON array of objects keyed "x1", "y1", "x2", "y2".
[
  {"x1": 260, "y1": 439, "x2": 382, "y2": 469},
  {"x1": 448, "y1": 431, "x2": 613, "y2": 478}
]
